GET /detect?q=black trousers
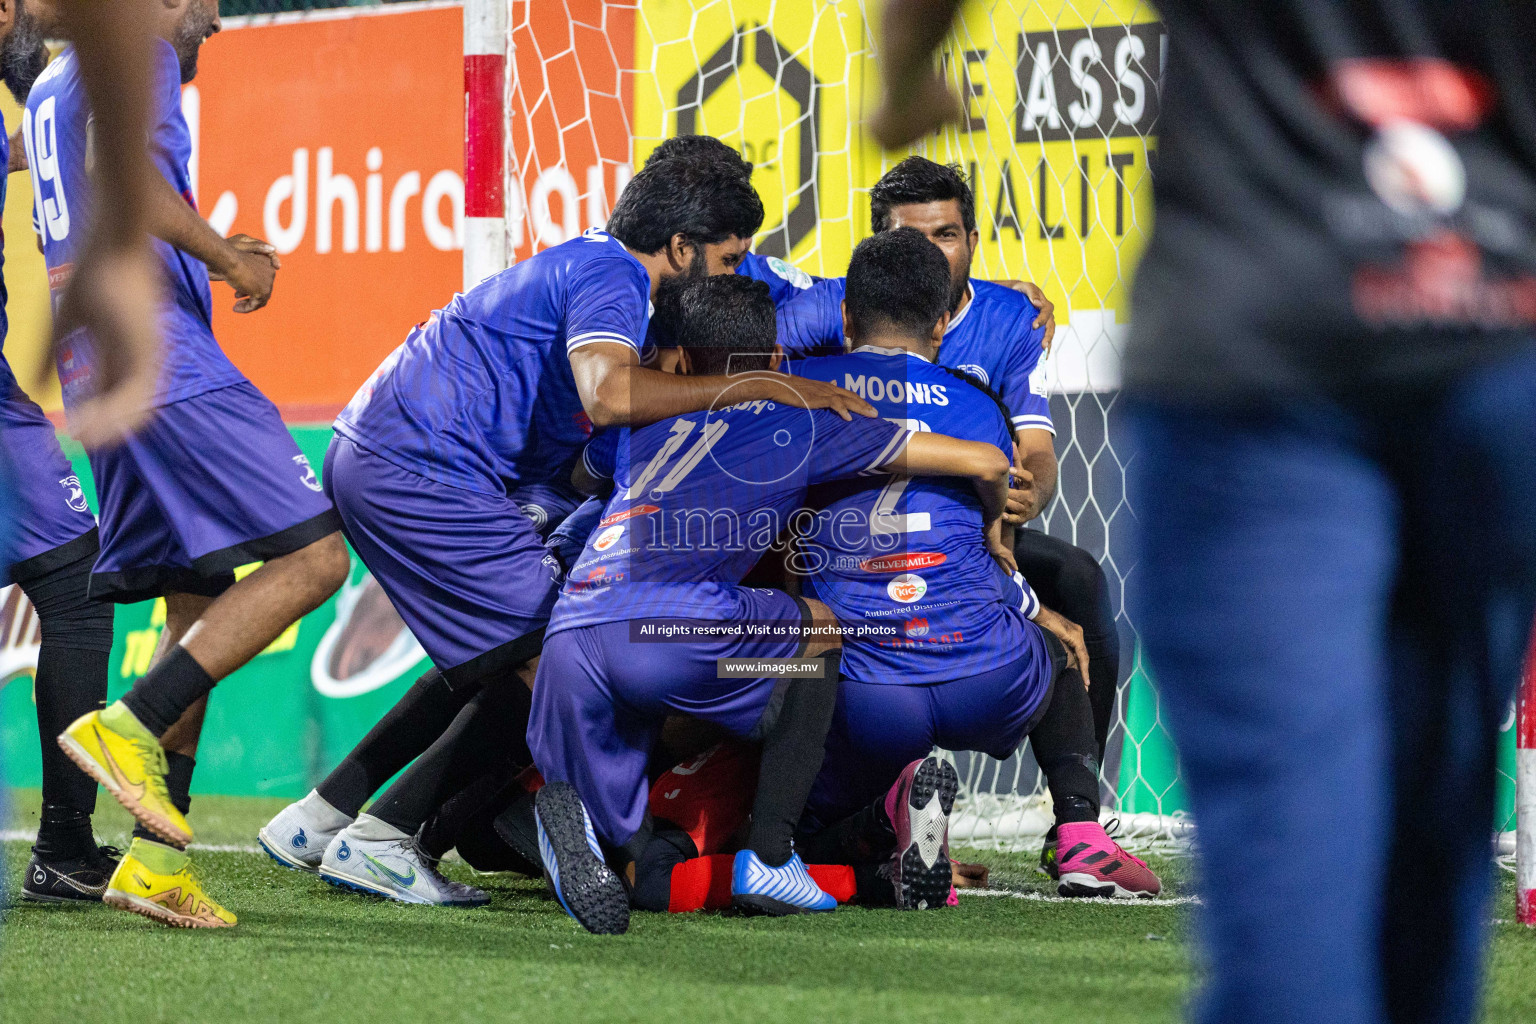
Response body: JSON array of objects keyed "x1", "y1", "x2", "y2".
[{"x1": 1012, "y1": 528, "x2": 1122, "y2": 775}]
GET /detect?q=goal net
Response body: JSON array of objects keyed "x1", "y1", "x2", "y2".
[{"x1": 495, "y1": 0, "x2": 1518, "y2": 850}]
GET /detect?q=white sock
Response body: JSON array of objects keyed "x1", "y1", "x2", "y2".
[
  {"x1": 298, "y1": 789, "x2": 355, "y2": 833},
  {"x1": 347, "y1": 813, "x2": 411, "y2": 842}
]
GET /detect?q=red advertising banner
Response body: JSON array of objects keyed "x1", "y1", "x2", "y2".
[{"x1": 192, "y1": 3, "x2": 465, "y2": 420}]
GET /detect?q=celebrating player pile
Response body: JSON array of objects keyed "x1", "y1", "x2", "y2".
[
  {"x1": 254, "y1": 141, "x2": 1155, "y2": 933},
  {"x1": 2, "y1": 8, "x2": 1146, "y2": 930}
]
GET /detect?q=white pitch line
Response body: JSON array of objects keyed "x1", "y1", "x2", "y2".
[
  {"x1": 959, "y1": 887, "x2": 1201, "y2": 906},
  {"x1": 1, "y1": 829, "x2": 260, "y2": 855}
]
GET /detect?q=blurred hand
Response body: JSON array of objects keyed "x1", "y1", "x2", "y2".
[
  {"x1": 868, "y1": 71, "x2": 961, "y2": 149},
  {"x1": 1034, "y1": 605, "x2": 1089, "y2": 689},
  {"x1": 49, "y1": 237, "x2": 162, "y2": 449}
]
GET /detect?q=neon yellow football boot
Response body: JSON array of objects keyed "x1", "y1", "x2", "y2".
[
  {"x1": 57, "y1": 702, "x2": 193, "y2": 847},
  {"x1": 103, "y1": 838, "x2": 236, "y2": 929}
]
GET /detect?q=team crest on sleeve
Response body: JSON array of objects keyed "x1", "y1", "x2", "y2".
[
  {"x1": 58, "y1": 475, "x2": 88, "y2": 513},
  {"x1": 1029, "y1": 363, "x2": 1050, "y2": 397},
  {"x1": 956, "y1": 364, "x2": 990, "y2": 386},
  {"x1": 293, "y1": 455, "x2": 324, "y2": 493},
  {"x1": 766, "y1": 257, "x2": 812, "y2": 289}
]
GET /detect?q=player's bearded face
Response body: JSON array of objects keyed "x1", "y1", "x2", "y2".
[
  {"x1": 172, "y1": 0, "x2": 219, "y2": 85},
  {"x1": 650, "y1": 243, "x2": 712, "y2": 339},
  {"x1": 888, "y1": 201, "x2": 974, "y2": 314},
  {"x1": 0, "y1": 0, "x2": 49, "y2": 105}
]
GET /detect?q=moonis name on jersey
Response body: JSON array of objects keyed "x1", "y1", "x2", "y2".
[
  {"x1": 777, "y1": 277, "x2": 1054, "y2": 436},
  {"x1": 790, "y1": 347, "x2": 1045, "y2": 686}
]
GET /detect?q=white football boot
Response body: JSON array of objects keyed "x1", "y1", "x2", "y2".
[
  {"x1": 258, "y1": 790, "x2": 353, "y2": 872},
  {"x1": 319, "y1": 814, "x2": 489, "y2": 906}
]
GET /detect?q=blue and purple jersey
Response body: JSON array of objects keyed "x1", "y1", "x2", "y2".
[
  {"x1": 25, "y1": 41, "x2": 244, "y2": 410},
  {"x1": 336, "y1": 229, "x2": 650, "y2": 495},
  {"x1": 789, "y1": 347, "x2": 1045, "y2": 685},
  {"x1": 1, "y1": 112, "x2": 97, "y2": 581},
  {"x1": 777, "y1": 278, "x2": 1054, "y2": 436},
  {"x1": 547, "y1": 402, "x2": 910, "y2": 632},
  {"x1": 736, "y1": 250, "x2": 818, "y2": 307}
]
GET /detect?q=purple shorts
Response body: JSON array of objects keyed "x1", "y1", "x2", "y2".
[
  {"x1": 527, "y1": 587, "x2": 810, "y2": 848},
  {"x1": 509, "y1": 481, "x2": 585, "y2": 542},
  {"x1": 88, "y1": 382, "x2": 340, "y2": 603},
  {"x1": 800, "y1": 630, "x2": 1062, "y2": 833},
  {"x1": 1, "y1": 372, "x2": 97, "y2": 585},
  {"x1": 325, "y1": 435, "x2": 560, "y2": 680}
]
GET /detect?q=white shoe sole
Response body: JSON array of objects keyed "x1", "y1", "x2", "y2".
[
  {"x1": 318, "y1": 863, "x2": 433, "y2": 904},
  {"x1": 257, "y1": 828, "x2": 323, "y2": 873},
  {"x1": 1057, "y1": 871, "x2": 1156, "y2": 899}
]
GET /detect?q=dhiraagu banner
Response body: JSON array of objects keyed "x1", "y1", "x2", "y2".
[{"x1": 0, "y1": 425, "x2": 430, "y2": 800}]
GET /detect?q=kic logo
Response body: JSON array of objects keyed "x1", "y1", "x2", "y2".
[{"x1": 888, "y1": 573, "x2": 928, "y2": 604}]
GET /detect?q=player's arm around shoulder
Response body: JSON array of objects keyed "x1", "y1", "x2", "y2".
[
  {"x1": 881, "y1": 430, "x2": 1011, "y2": 528},
  {"x1": 569, "y1": 342, "x2": 874, "y2": 429}
]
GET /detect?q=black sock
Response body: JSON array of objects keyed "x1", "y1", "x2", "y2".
[
  {"x1": 132, "y1": 751, "x2": 194, "y2": 843},
  {"x1": 630, "y1": 827, "x2": 696, "y2": 912},
  {"x1": 1029, "y1": 665, "x2": 1101, "y2": 825},
  {"x1": 419, "y1": 763, "x2": 523, "y2": 859},
  {"x1": 19, "y1": 551, "x2": 113, "y2": 828},
  {"x1": 35, "y1": 804, "x2": 96, "y2": 861},
  {"x1": 370, "y1": 675, "x2": 532, "y2": 835},
  {"x1": 316, "y1": 668, "x2": 474, "y2": 817},
  {"x1": 121, "y1": 647, "x2": 216, "y2": 738},
  {"x1": 1085, "y1": 627, "x2": 1121, "y2": 767},
  {"x1": 1010, "y1": 529, "x2": 1122, "y2": 764},
  {"x1": 746, "y1": 650, "x2": 840, "y2": 868},
  {"x1": 794, "y1": 795, "x2": 894, "y2": 866}
]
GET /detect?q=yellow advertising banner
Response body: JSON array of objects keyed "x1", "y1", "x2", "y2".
[{"x1": 630, "y1": 0, "x2": 1160, "y2": 391}]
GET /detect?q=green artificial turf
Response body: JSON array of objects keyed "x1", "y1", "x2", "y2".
[{"x1": 1, "y1": 789, "x2": 1531, "y2": 1023}]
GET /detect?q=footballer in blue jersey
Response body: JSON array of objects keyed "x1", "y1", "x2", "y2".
[
  {"x1": 782, "y1": 160, "x2": 1129, "y2": 867},
  {"x1": 26, "y1": 30, "x2": 342, "y2": 602},
  {"x1": 35, "y1": 6, "x2": 353, "y2": 929},
  {"x1": 0, "y1": 6, "x2": 122, "y2": 905},
  {"x1": 776, "y1": 157, "x2": 1057, "y2": 515},
  {"x1": 524, "y1": 275, "x2": 1012, "y2": 932},
  {"x1": 271, "y1": 151, "x2": 872, "y2": 908},
  {"x1": 785, "y1": 230, "x2": 1160, "y2": 900}
]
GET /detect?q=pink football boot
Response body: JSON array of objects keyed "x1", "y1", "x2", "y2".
[
  {"x1": 885, "y1": 756, "x2": 958, "y2": 910},
  {"x1": 1055, "y1": 821, "x2": 1161, "y2": 899}
]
